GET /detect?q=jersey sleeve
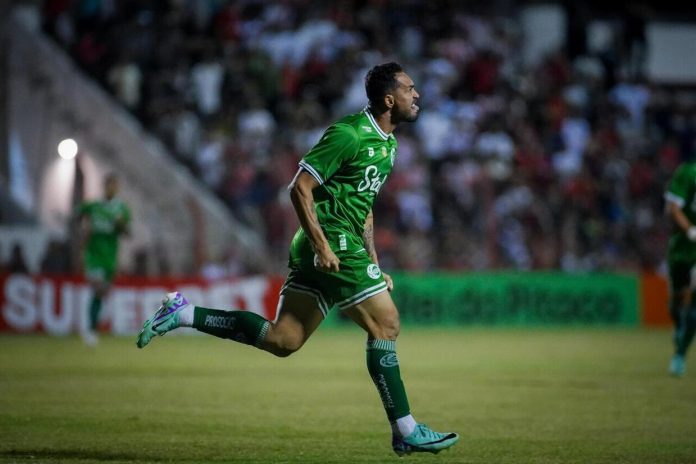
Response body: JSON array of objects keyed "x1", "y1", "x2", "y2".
[
  {"x1": 76, "y1": 202, "x2": 91, "y2": 217},
  {"x1": 121, "y1": 203, "x2": 132, "y2": 225},
  {"x1": 299, "y1": 123, "x2": 359, "y2": 184},
  {"x1": 666, "y1": 165, "x2": 691, "y2": 208}
]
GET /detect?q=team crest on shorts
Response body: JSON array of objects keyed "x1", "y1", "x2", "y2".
[{"x1": 367, "y1": 264, "x2": 381, "y2": 279}]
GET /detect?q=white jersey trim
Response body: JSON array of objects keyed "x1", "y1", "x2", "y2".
[
  {"x1": 281, "y1": 283, "x2": 329, "y2": 317},
  {"x1": 363, "y1": 107, "x2": 389, "y2": 141},
  {"x1": 298, "y1": 160, "x2": 325, "y2": 185},
  {"x1": 337, "y1": 281, "x2": 388, "y2": 309},
  {"x1": 665, "y1": 191, "x2": 685, "y2": 208}
]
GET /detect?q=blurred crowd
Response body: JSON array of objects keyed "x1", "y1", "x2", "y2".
[{"x1": 39, "y1": 0, "x2": 696, "y2": 274}]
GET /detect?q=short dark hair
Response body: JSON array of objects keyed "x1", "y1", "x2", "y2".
[
  {"x1": 365, "y1": 62, "x2": 403, "y2": 108},
  {"x1": 104, "y1": 173, "x2": 119, "y2": 183}
]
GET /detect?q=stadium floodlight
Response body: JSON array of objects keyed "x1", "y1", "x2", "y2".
[{"x1": 57, "y1": 138, "x2": 78, "y2": 160}]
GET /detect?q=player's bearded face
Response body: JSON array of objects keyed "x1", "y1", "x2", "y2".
[
  {"x1": 105, "y1": 179, "x2": 119, "y2": 199},
  {"x1": 391, "y1": 73, "x2": 420, "y2": 123}
]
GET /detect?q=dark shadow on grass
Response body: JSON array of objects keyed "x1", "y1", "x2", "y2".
[{"x1": 1, "y1": 449, "x2": 177, "y2": 462}]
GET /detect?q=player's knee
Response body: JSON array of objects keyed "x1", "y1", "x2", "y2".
[
  {"x1": 375, "y1": 314, "x2": 400, "y2": 340},
  {"x1": 272, "y1": 347, "x2": 295, "y2": 358},
  {"x1": 271, "y1": 344, "x2": 301, "y2": 358},
  {"x1": 270, "y1": 333, "x2": 304, "y2": 358},
  {"x1": 387, "y1": 318, "x2": 401, "y2": 339}
]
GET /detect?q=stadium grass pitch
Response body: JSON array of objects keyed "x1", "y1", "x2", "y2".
[{"x1": 1, "y1": 327, "x2": 695, "y2": 464}]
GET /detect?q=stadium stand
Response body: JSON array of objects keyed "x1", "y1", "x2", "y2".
[
  {"x1": 6, "y1": 1, "x2": 696, "y2": 275},
  {"x1": 3, "y1": 9, "x2": 270, "y2": 275}
]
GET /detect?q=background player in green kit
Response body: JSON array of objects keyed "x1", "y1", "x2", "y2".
[
  {"x1": 664, "y1": 159, "x2": 696, "y2": 376},
  {"x1": 137, "y1": 62, "x2": 459, "y2": 456},
  {"x1": 77, "y1": 173, "x2": 131, "y2": 345}
]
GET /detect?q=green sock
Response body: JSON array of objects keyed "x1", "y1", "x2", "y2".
[
  {"x1": 366, "y1": 339, "x2": 411, "y2": 422},
  {"x1": 89, "y1": 297, "x2": 102, "y2": 330},
  {"x1": 678, "y1": 307, "x2": 696, "y2": 356},
  {"x1": 670, "y1": 297, "x2": 685, "y2": 351},
  {"x1": 192, "y1": 307, "x2": 270, "y2": 347}
]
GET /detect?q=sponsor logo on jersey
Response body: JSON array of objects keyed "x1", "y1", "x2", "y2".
[
  {"x1": 367, "y1": 263, "x2": 381, "y2": 279},
  {"x1": 92, "y1": 216, "x2": 116, "y2": 233},
  {"x1": 390, "y1": 148, "x2": 396, "y2": 166},
  {"x1": 357, "y1": 165, "x2": 387, "y2": 194},
  {"x1": 379, "y1": 352, "x2": 399, "y2": 368},
  {"x1": 362, "y1": 125, "x2": 373, "y2": 133},
  {"x1": 381, "y1": 146, "x2": 388, "y2": 157}
]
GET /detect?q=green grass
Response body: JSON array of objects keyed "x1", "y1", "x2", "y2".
[{"x1": 1, "y1": 327, "x2": 695, "y2": 463}]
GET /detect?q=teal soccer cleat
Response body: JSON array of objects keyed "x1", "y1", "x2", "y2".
[
  {"x1": 392, "y1": 423, "x2": 459, "y2": 456},
  {"x1": 136, "y1": 292, "x2": 190, "y2": 349},
  {"x1": 670, "y1": 354, "x2": 685, "y2": 377}
]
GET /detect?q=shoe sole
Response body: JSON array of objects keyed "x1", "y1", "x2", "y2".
[
  {"x1": 394, "y1": 446, "x2": 453, "y2": 457},
  {"x1": 394, "y1": 435, "x2": 459, "y2": 456}
]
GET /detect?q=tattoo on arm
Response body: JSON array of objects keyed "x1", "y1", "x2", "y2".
[{"x1": 363, "y1": 211, "x2": 378, "y2": 263}]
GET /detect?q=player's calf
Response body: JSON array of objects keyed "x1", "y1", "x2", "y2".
[{"x1": 137, "y1": 291, "x2": 272, "y2": 350}]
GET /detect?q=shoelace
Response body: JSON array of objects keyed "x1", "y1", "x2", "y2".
[
  {"x1": 413, "y1": 424, "x2": 443, "y2": 440},
  {"x1": 155, "y1": 295, "x2": 180, "y2": 320}
]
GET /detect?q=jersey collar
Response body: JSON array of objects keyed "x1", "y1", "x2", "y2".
[{"x1": 363, "y1": 107, "x2": 392, "y2": 141}]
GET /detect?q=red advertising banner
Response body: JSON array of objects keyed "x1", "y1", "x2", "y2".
[{"x1": 0, "y1": 273, "x2": 284, "y2": 335}]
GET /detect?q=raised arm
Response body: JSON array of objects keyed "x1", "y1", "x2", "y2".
[
  {"x1": 116, "y1": 213, "x2": 131, "y2": 237},
  {"x1": 363, "y1": 209, "x2": 393, "y2": 291},
  {"x1": 289, "y1": 171, "x2": 340, "y2": 272},
  {"x1": 363, "y1": 209, "x2": 378, "y2": 264},
  {"x1": 668, "y1": 201, "x2": 696, "y2": 241}
]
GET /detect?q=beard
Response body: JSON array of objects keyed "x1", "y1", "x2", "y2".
[{"x1": 393, "y1": 104, "x2": 419, "y2": 123}]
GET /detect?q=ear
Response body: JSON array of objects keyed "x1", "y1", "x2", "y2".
[{"x1": 384, "y1": 94, "x2": 395, "y2": 109}]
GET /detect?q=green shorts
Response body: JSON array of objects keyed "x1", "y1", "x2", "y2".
[
  {"x1": 668, "y1": 260, "x2": 696, "y2": 292},
  {"x1": 84, "y1": 264, "x2": 115, "y2": 283},
  {"x1": 281, "y1": 251, "x2": 388, "y2": 317}
]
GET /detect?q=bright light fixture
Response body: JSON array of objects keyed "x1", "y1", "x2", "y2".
[{"x1": 57, "y1": 138, "x2": 78, "y2": 160}]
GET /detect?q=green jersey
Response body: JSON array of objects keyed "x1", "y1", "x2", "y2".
[
  {"x1": 665, "y1": 161, "x2": 696, "y2": 262},
  {"x1": 290, "y1": 108, "x2": 398, "y2": 265},
  {"x1": 78, "y1": 199, "x2": 131, "y2": 273}
]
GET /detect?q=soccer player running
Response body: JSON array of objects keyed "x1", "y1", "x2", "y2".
[
  {"x1": 77, "y1": 173, "x2": 131, "y2": 345},
  {"x1": 137, "y1": 62, "x2": 459, "y2": 455},
  {"x1": 665, "y1": 159, "x2": 696, "y2": 376}
]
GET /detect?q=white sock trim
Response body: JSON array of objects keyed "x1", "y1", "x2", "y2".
[
  {"x1": 396, "y1": 414, "x2": 417, "y2": 437},
  {"x1": 177, "y1": 305, "x2": 194, "y2": 327}
]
